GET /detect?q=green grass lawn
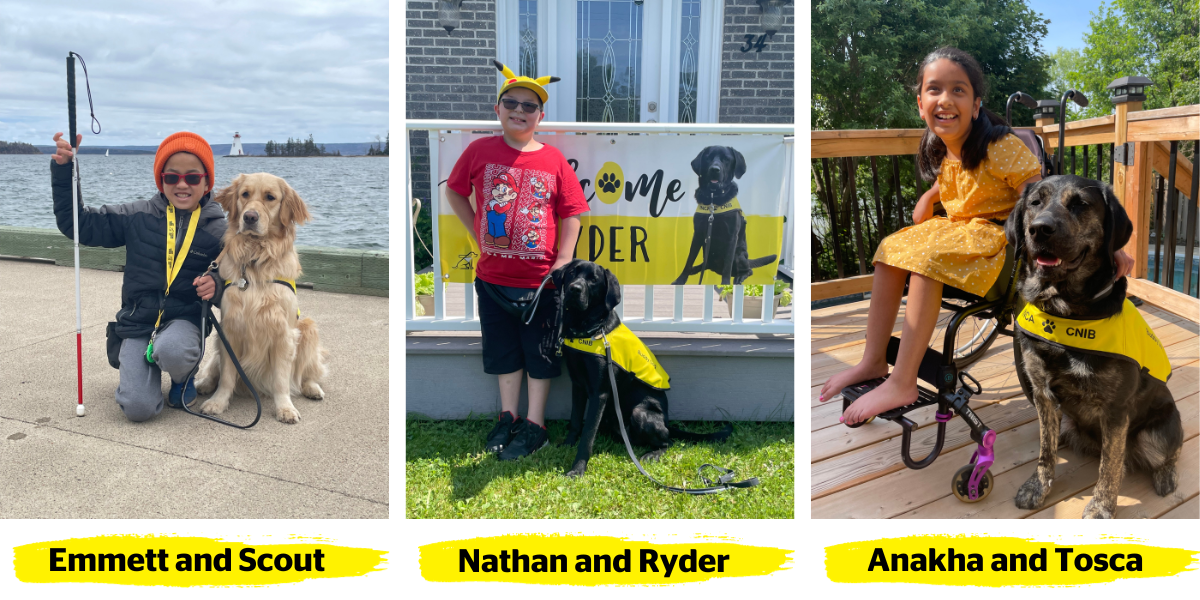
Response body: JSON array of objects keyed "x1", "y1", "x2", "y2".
[{"x1": 406, "y1": 417, "x2": 794, "y2": 519}]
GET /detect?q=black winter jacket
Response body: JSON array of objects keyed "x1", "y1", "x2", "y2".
[{"x1": 51, "y1": 159, "x2": 227, "y2": 339}]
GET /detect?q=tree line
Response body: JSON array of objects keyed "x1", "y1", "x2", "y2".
[
  {"x1": 264, "y1": 134, "x2": 341, "y2": 157},
  {"x1": 0, "y1": 140, "x2": 40, "y2": 154},
  {"x1": 366, "y1": 133, "x2": 389, "y2": 156}
]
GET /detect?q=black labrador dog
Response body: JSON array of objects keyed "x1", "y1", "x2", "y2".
[
  {"x1": 553, "y1": 259, "x2": 732, "y2": 477},
  {"x1": 671, "y1": 146, "x2": 777, "y2": 285},
  {"x1": 1006, "y1": 175, "x2": 1183, "y2": 518}
]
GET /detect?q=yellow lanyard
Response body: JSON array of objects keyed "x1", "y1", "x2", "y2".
[{"x1": 153, "y1": 203, "x2": 201, "y2": 331}]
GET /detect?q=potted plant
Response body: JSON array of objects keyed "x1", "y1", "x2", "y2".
[
  {"x1": 717, "y1": 279, "x2": 792, "y2": 319},
  {"x1": 414, "y1": 272, "x2": 435, "y2": 316}
]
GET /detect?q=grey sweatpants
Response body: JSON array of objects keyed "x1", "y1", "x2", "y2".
[{"x1": 116, "y1": 319, "x2": 202, "y2": 422}]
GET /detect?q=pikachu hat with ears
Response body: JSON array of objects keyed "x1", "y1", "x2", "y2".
[{"x1": 494, "y1": 59, "x2": 561, "y2": 105}]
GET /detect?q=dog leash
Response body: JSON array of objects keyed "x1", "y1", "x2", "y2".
[
  {"x1": 177, "y1": 261, "x2": 262, "y2": 429},
  {"x1": 600, "y1": 332, "x2": 759, "y2": 494}
]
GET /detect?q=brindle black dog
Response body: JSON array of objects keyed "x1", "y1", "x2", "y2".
[{"x1": 1006, "y1": 175, "x2": 1183, "y2": 518}]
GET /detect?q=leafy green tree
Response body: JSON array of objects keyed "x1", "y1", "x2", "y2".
[{"x1": 1057, "y1": 0, "x2": 1199, "y2": 119}]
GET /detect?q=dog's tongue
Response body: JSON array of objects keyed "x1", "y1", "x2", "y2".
[{"x1": 1037, "y1": 256, "x2": 1062, "y2": 267}]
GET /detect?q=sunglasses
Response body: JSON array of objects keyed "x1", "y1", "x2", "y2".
[
  {"x1": 500, "y1": 98, "x2": 541, "y2": 114},
  {"x1": 161, "y1": 172, "x2": 207, "y2": 186}
]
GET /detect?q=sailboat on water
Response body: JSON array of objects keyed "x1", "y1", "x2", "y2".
[{"x1": 105, "y1": 149, "x2": 109, "y2": 157}]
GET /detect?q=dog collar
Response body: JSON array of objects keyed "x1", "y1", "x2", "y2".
[
  {"x1": 1017, "y1": 299, "x2": 1170, "y2": 383},
  {"x1": 697, "y1": 197, "x2": 742, "y2": 215},
  {"x1": 563, "y1": 323, "x2": 671, "y2": 390}
]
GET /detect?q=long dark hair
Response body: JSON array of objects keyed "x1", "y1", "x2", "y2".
[{"x1": 915, "y1": 47, "x2": 1012, "y2": 182}]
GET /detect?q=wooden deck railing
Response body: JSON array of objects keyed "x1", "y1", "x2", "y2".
[{"x1": 811, "y1": 98, "x2": 1199, "y2": 322}]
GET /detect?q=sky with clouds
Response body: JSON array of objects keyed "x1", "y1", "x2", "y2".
[{"x1": 0, "y1": 0, "x2": 387, "y2": 147}]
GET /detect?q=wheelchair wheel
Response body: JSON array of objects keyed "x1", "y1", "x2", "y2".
[
  {"x1": 933, "y1": 298, "x2": 1002, "y2": 370},
  {"x1": 951, "y1": 463, "x2": 994, "y2": 503}
]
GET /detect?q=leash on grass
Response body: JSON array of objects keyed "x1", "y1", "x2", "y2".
[
  {"x1": 600, "y1": 332, "x2": 759, "y2": 494},
  {"x1": 177, "y1": 262, "x2": 262, "y2": 429}
]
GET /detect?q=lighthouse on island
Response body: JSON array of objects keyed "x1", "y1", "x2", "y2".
[{"x1": 228, "y1": 132, "x2": 244, "y2": 157}]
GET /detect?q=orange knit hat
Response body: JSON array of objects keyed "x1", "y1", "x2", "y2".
[{"x1": 153, "y1": 132, "x2": 215, "y2": 194}]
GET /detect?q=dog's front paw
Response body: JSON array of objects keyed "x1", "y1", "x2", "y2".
[
  {"x1": 1152, "y1": 466, "x2": 1178, "y2": 497},
  {"x1": 195, "y1": 377, "x2": 217, "y2": 395},
  {"x1": 564, "y1": 461, "x2": 588, "y2": 478},
  {"x1": 199, "y1": 397, "x2": 228, "y2": 415},
  {"x1": 301, "y1": 381, "x2": 325, "y2": 400},
  {"x1": 1081, "y1": 497, "x2": 1115, "y2": 519},
  {"x1": 1015, "y1": 475, "x2": 1051, "y2": 510},
  {"x1": 276, "y1": 405, "x2": 301, "y2": 424}
]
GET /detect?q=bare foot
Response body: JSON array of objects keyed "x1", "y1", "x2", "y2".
[
  {"x1": 841, "y1": 377, "x2": 918, "y2": 425},
  {"x1": 819, "y1": 360, "x2": 889, "y2": 403}
]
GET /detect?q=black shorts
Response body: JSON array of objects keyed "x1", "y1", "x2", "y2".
[{"x1": 475, "y1": 279, "x2": 561, "y2": 379}]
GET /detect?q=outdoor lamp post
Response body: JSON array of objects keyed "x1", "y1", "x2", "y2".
[
  {"x1": 756, "y1": 0, "x2": 788, "y2": 37},
  {"x1": 1057, "y1": 90, "x2": 1089, "y2": 175},
  {"x1": 1034, "y1": 100, "x2": 1060, "y2": 127},
  {"x1": 1107, "y1": 76, "x2": 1154, "y2": 105},
  {"x1": 438, "y1": 0, "x2": 462, "y2": 34}
]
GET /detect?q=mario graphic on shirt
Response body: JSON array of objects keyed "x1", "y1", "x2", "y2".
[
  {"x1": 522, "y1": 202, "x2": 544, "y2": 225},
  {"x1": 521, "y1": 229, "x2": 541, "y2": 250},
  {"x1": 530, "y1": 176, "x2": 550, "y2": 202},
  {"x1": 485, "y1": 172, "x2": 517, "y2": 248}
]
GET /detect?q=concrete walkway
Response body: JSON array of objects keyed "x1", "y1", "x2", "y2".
[{"x1": 0, "y1": 259, "x2": 388, "y2": 518}]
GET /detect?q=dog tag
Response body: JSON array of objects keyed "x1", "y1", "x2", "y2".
[{"x1": 237, "y1": 278, "x2": 248, "y2": 290}]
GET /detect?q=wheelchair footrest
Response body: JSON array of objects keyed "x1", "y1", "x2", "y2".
[{"x1": 841, "y1": 376, "x2": 940, "y2": 422}]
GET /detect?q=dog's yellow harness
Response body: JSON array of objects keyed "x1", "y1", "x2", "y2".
[
  {"x1": 1017, "y1": 299, "x2": 1170, "y2": 383},
  {"x1": 697, "y1": 197, "x2": 742, "y2": 215},
  {"x1": 563, "y1": 323, "x2": 671, "y2": 390}
]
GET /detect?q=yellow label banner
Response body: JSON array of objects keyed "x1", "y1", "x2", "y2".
[
  {"x1": 825, "y1": 535, "x2": 1197, "y2": 587},
  {"x1": 12, "y1": 535, "x2": 387, "y2": 587},
  {"x1": 439, "y1": 215, "x2": 784, "y2": 285},
  {"x1": 418, "y1": 534, "x2": 791, "y2": 585}
]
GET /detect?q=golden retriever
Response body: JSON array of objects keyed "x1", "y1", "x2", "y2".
[{"x1": 195, "y1": 173, "x2": 328, "y2": 424}]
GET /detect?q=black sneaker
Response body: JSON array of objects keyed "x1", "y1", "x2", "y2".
[
  {"x1": 485, "y1": 411, "x2": 519, "y2": 453},
  {"x1": 498, "y1": 419, "x2": 548, "y2": 461}
]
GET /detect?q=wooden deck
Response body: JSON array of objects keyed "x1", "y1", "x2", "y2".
[{"x1": 811, "y1": 298, "x2": 1199, "y2": 519}]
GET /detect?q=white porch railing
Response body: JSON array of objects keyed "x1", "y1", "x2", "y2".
[{"x1": 405, "y1": 120, "x2": 795, "y2": 334}]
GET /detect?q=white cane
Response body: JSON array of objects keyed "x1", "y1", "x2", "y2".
[{"x1": 66, "y1": 53, "x2": 86, "y2": 417}]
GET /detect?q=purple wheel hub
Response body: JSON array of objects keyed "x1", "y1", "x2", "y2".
[{"x1": 966, "y1": 429, "x2": 996, "y2": 500}]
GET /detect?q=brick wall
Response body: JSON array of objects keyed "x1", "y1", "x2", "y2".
[
  {"x1": 719, "y1": 0, "x2": 794, "y2": 123},
  {"x1": 406, "y1": 0, "x2": 498, "y2": 214}
]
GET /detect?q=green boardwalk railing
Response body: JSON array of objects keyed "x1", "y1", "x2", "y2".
[{"x1": 0, "y1": 226, "x2": 388, "y2": 297}]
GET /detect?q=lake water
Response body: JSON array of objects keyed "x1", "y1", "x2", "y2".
[{"x1": 0, "y1": 155, "x2": 389, "y2": 250}]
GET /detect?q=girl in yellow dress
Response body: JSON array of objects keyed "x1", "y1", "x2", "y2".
[{"x1": 820, "y1": 48, "x2": 1046, "y2": 424}]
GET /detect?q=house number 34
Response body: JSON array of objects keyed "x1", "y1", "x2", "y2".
[{"x1": 739, "y1": 34, "x2": 769, "y2": 53}]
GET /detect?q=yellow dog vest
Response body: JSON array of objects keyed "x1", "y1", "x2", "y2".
[
  {"x1": 224, "y1": 278, "x2": 301, "y2": 319},
  {"x1": 563, "y1": 323, "x2": 671, "y2": 390},
  {"x1": 1017, "y1": 299, "x2": 1170, "y2": 383},
  {"x1": 697, "y1": 197, "x2": 742, "y2": 215}
]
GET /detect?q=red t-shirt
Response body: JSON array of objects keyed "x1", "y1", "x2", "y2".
[{"x1": 447, "y1": 136, "x2": 589, "y2": 287}]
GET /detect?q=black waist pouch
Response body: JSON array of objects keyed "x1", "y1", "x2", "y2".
[
  {"x1": 105, "y1": 321, "x2": 121, "y2": 369},
  {"x1": 478, "y1": 279, "x2": 545, "y2": 321}
]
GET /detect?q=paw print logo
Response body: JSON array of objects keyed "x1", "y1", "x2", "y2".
[
  {"x1": 594, "y1": 161, "x2": 625, "y2": 205},
  {"x1": 1042, "y1": 319, "x2": 1056, "y2": 334},
  {"x1": 598, "y1": 171, "x2": 622, "y2": 193}
]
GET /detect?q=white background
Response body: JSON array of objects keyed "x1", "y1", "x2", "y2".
[{"x1": 2, "y1": 3, "x2": 1196, "y2": 598}]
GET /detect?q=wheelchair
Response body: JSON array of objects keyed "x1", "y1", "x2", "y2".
[{"x1": 838, "y1": 90, "x2": 1066, "y2": 503}]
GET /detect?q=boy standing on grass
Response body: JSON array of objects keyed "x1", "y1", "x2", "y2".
[{"x1": 446, "y1": 61, "x2": 588, "y2": 460}]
